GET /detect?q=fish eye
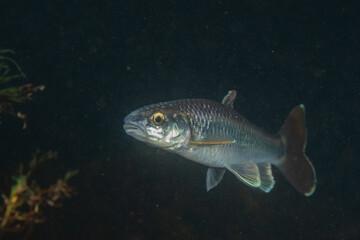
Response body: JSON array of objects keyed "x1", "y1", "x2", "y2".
[{"x1": 151, "y1": 112, "x2": 165, "y2": 126}]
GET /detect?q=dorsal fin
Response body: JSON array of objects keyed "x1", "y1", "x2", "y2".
[{"x1": 221, "y1": 90, "x2": 237, "y2": 108}]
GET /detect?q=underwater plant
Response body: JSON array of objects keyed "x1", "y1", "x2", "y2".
[
  {"x1": 0, "y1": 49, "x2": 44, "y2": 129},
  {"x1": 0, "y1": 150, "x2": 78, "y2": 234},
  {"x1": 0, "y1": 49, "x2": 77, "y2": 238}
]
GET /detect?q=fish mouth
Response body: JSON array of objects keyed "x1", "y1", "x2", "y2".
[
  {"x1": 123, "y1": 122, "x2": 144, "y2": 135},
  {"x1": 123, "y1": 122, "x2": 148, "y2": 142},
  {"x1": 123, "y1": 124, "x2": 140, "y2": 132}
]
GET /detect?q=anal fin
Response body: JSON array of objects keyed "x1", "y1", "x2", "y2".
[
  {"x1": 227, "y1": 162, "x2": 261, "y2": 187},
  {"x1": 258, "y1": 163, "x2": 275, "y2": 193},
  {"x1": 206, "y1": 168, "x2": 226, "y2": 191}
]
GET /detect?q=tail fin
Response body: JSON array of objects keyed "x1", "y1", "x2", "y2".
[{"x1": 278, "y1": 105, "x2": 317, "y2": 196}]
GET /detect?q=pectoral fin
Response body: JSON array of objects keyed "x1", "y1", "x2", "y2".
[
  {"x1": 190, "y1": 140, "x2": 236, "y2": 145},
  {"x1": 227, "y1": 162, "x2": 261, "y2": 187},
  {"x1": 189, "y1": 136, "x2": 236, "y2": 145},
  {"x1": 206, "y1": 168, "x2": 226, "y2": 191}
]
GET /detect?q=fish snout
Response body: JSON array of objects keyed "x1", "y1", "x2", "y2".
[{"x1": 123, "y1": 111, "x2": 148, "y2": 141}]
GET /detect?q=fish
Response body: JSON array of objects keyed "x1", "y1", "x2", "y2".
[{"x1": 123, "y1": 90, "x2": 317, "y2": 196}]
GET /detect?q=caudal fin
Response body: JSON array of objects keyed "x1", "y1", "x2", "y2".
[{"x1": 278, "y1": 105, "x2": 317, "y2": 196}]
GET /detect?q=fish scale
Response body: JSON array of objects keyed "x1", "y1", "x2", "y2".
[{"x1": 172, "y1": 99, "x2": 281, "y2": 167}]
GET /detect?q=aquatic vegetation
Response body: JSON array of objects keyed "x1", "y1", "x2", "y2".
[
  {"x1": 0, "y1": 49, "x2": 77, "y2": 238},
  {"x1": 0, "y1": 49, "x2": 45, "y2": 129},
  {"x1": 0, "y1": 151, "x2": 78, "y2": 234}
]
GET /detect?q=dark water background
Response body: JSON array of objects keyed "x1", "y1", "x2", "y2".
[{"x1": 0, "y1": 0, "x2": 359, "y2": 239}]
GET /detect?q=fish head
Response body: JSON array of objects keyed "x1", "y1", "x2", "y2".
[{"x1": 123, "y1": 103, "x2": 190, "y2": 149}]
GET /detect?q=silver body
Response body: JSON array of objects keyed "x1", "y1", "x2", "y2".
[
  {"x1": 124, "y1": 91, "x2": 286, "y2": 193},
  {"x1": 170, "y1": 99, "x2": 284, "y2": 168}
]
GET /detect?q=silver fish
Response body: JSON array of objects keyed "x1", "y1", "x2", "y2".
[{"x1": 124, "y1": 90, "x2": 316, "y2": 196}]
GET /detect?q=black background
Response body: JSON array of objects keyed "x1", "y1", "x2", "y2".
[{"x1": 0, "y1": 0, "x2": 359, "y2": 239}]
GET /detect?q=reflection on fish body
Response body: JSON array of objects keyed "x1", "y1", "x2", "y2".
[{"x1": 123, "y1": 90, "x2": 317, "y2": 196}]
